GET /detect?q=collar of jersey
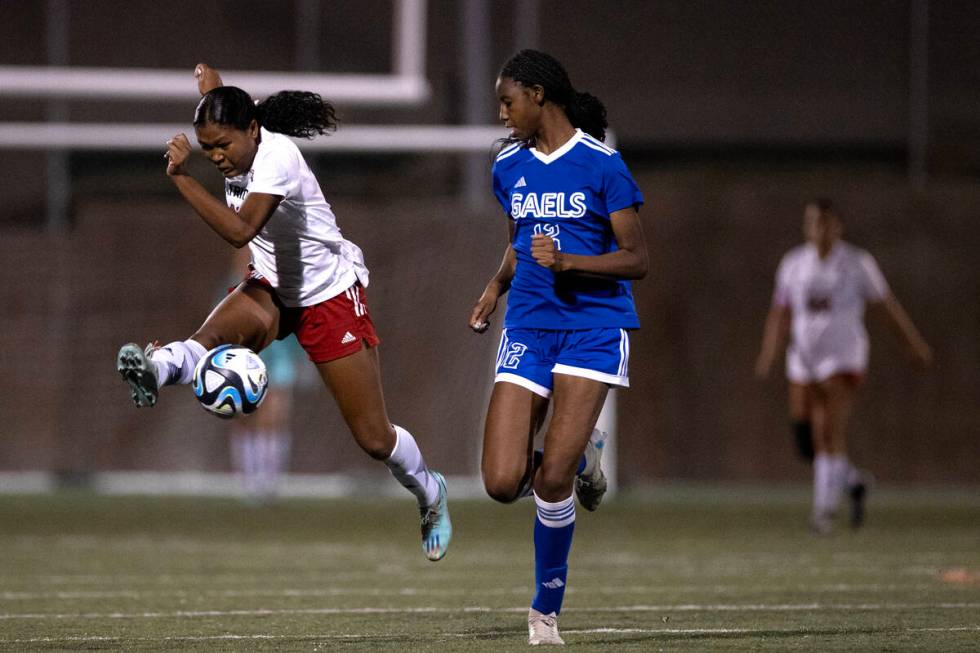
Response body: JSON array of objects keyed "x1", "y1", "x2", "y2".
[
  {"x1": 529, "y1": 129, "x2": 583, "y2": 164},
  {"x1": 806, "y1": 240, "x2": 843, "y2": 264}
]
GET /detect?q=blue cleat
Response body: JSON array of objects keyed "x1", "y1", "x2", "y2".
[{"x1": 420, "y1": 471, "x2": 451, "y2": 561}]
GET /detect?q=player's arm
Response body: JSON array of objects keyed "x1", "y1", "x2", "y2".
[
  {"x1": 868, "y1": 294, "x2": 933, "y2": 366},
  {"x1": 194, "y1": 63, "x2": 223, "y2": 95},
  {"x1": 469, "y1": 220, "x2": 516, "y2": 333},
  {"x1": 165, "y1": 133, "x2": 281, "y2": 248},
  {"x1": 755, "y1": 303, "x2": 791, "y2": 379},
  {"x1": 530, "y1": 207, "x2": 648, "y2": 279}
]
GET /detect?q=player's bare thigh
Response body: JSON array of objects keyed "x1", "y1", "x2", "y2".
[
  {"x1": 192, "y1": 282, "x2": 281, "y2": 352},
  {"x1": 788, "y1": 382, "x2": 813, "y2": 421},
  {"x1": 482, "y1": 381, "x2": 550, "y2": 502},
  {"x1": 535, "y1": 374, "x2": 608, "y2": 502},
  {"x1": 315, "y1": 344, "x2": 395, "y2": 460},
  {"x1": 814, "y1": 374, "x2": 859, "y2": 453}
]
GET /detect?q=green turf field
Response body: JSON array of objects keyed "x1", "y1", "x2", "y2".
[{"x1": 0, "y1": 486, "x2": 977, "y2": 651}]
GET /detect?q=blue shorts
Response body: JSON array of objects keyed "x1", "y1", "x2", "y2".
[{"x1": 494, "y1": 327, "x2": 631, "y2": 398}]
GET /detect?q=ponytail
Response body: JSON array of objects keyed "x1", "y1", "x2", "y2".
[
  {"x1": 566, "y1": 90, "x2": 607, "y2": 142},
  {"x1": 195, "y1": 87, "x2": 338, "y2": 139},
  {"x1": 255, "y1": 90, "x2": 338, "y2": 139}
]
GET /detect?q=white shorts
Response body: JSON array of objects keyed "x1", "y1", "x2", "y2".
[{"x1": 786, "y1": 345, "x2": 866, "y2": 384}]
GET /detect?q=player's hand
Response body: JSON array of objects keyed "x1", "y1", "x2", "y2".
[
  {"x1": 531, "y1": 234, "x2": 564, "y2": 271},
  {"x1": 194, "y1": 63, "x2": 224, "y2": 95},
  {"x1": 469, "y1": 289, "x2": 499, "y2": 333},
  {"x1": 165, "y1": 133, "x2": 192, "y2": 176}
]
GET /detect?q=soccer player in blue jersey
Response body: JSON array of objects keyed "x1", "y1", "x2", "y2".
[{"x1": 469, "y1": 49, "x2": 649, "y2": 646}]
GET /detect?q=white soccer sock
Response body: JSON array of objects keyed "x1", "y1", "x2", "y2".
[
  {"x1": 150, "y1": 339, "x2": 207, "y2": 386},
  {"x1": 827, "y1": 454, "x2": 849, "y2": 513},
  {"x1": 813, "y1": 453, "x2": 831, "y2": 516},
  {"x1": 257, "y1": 430, "x2": 289, "y2": 497},
  {"x1": 232, "y1": 430, "x2": 261, "y2": 497},
  {"x1": 384, "y1": 425, "x2": 440, "y2": 508},
  {"x1": 534, "y1": 492, "x2": 576, "y2": 528}
]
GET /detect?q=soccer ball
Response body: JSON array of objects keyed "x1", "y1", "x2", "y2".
[{"x1": 192, "y1": 345, "x2": 268, "y2": 418}]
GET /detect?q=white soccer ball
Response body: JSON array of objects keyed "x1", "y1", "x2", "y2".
[{"x1": 192, "y1": 345, "x2": 268, "y2": 418}]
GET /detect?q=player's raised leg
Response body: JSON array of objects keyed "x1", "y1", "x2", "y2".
[
  {"x1": 317, "y1": 345, "x2": 451, "y2": 561},
  {"x1": 481, "y1": 380, "x2": 550, "y2": 503},
  {"x1": 116, "y1": 283, "x2": 277, "y2": 407}
]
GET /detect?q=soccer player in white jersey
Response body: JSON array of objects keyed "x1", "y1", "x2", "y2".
[
  {"x1": 469, "y1": 50, "x2": 648, "y2": 645},
  {"x1": 116, "y1": 64, "x2": 451, "y2": 561},
  {"x1": 756, "y1": 199, "x2": 932, "y2": 534}
]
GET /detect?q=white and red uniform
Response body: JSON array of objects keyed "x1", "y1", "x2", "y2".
[
  {"x1": 224, "y1": 127, "x2": 368, "y2": 305},
  {"x1": 773, "y1": 241, "x2": 890, "y2": 384},
  {"x1": 224, "y1": 127, "x2": 377, "y2": 362}
]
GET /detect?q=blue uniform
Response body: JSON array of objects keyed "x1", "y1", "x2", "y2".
[
  {"x1": 491, "y1": 129, "x2": 644, "y2": 396},
  {"x1": 493, "y1": 129, "x2": 643, "y2": 330}
]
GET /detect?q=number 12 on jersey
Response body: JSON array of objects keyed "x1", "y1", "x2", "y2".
[{"x1": 533, "y1": 223, "x2": 562, "y2": 250}]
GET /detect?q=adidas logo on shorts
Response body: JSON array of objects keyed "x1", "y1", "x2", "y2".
[{"x1": 341, "y1": 331, "x2": 357, "y2": 345}]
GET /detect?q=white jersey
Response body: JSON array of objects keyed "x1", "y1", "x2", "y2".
[
  {"x1": 224, "y1": 127, "x2": 368, "y2": 307},
  {"x1": 773, "y1": 241, "x2": 890, "y2": 382}
]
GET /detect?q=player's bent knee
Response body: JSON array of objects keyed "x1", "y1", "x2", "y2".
[{"x1": 482, "y1": 472, "x2": 524, "y2": 504}]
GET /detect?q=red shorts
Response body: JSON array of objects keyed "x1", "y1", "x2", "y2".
[{"x1": 243, "y1": 273, "x2": 380, "y2": 364}]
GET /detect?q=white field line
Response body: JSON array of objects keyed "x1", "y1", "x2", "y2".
[
  {"x1": 0, "y1": 582, "x2": 944, "y2": 601},
  {"x1": 3, "y1": 625, "x2": 979, "y2": 645},
  {"x1": 0, "y1": 603, "x2": 978, "y2": 620}
]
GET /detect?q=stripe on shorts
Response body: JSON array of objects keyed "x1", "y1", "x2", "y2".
[
  {"x1": 345, "y1": 287, "x2": 365, "y2": 317},
  {"x1": 618, "y1": 329, "x2": 629, "y2": 377},
  {"x1": 495, "y1": 329, "x2": 509, "y2": 370}
]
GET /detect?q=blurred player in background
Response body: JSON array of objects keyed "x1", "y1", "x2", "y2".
[
  {"x1": 116, "y1": 64, "x2": 451, "y2": 561},
  {"x1": 222, "y1": 247, "x2": 305, "y2": 503},
  {"x1": 229, "y1": 337, "x2": 303, "y2": 502},
  {"x1": 469, "y1": 50, "x2": 648, "y2": 645},
  {"x1": 756, "y1": 198, "x2": 932, "y2": 534}
]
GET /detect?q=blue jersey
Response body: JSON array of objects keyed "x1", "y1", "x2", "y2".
[{"x1": 492, "y1": 129, "x2": 644, "y2": 330}]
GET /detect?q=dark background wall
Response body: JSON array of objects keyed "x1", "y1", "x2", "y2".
[{"x1": 0, "y1": 1, "x2": 977, "y2": 486}]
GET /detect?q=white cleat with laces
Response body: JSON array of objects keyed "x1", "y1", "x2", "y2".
[
  {"x1": 574, "y1": 429, "x2": 608, "y2": 511},
  {"x1": 528, "y1": 608, "x2": 564, "y2": 646}
]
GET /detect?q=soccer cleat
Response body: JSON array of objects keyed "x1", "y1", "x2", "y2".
[
  {"x1": 528, "y1": 608, "x2": 565, "y2": 646},
  {"x1": 420, "y1": 471, "x2": 451, "y2": 561},
  {"x1": 849, "y1": 470, "x2": 873, "y2": 529},
  {"x1": 117, "y1": 342, "x2": 160, "y2": 408},
  {"x1": 574, "y1": 429, "x2": 608, "y2": 511}
]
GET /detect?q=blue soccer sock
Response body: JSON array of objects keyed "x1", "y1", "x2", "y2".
[{"x1": 531, "y1": 492, "x2": 576, "y2": 615}]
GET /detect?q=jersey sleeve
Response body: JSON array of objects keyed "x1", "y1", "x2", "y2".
[
  {"x1": 772, "y1": 253, "x2": 794, "y2": 307},
  {"x1": 856, "y1": 251, "x2": 890, "y2": 301},
  {"x1": 602, "y1": 154, "x2": 644, "y2": 216},
  {"x1": 491, "y1": 162, "x2": 511, "y2": 217},
  {"x1": 247, "y1": 141, "x2": 298, "y2": 198}
]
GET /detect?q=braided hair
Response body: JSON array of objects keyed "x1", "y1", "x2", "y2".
[
  {"x1": 499, "y1": 49, "x2": 607, "y2": 142},
  {"x1": 194, "y1": 86, "x2": 338, "y2": 139}
]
